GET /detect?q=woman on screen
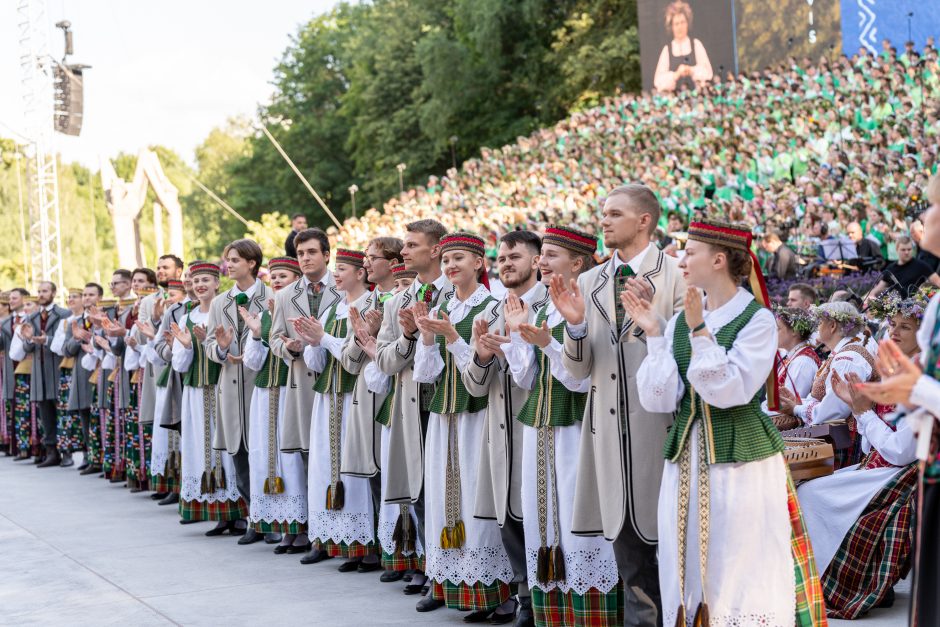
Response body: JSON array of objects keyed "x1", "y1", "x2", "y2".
[{"x1": 653, "y1": 0, "x2": 713, "y2": 92}]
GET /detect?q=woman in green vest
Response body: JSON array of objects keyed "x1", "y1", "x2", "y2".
[
  {"x1": 501, "y1": 225, "x2": 624, "y2": 626},
  {"x1": 240, "y1": 256, "x2": 309, "y2": 555},
  {"x1": 411, "y1": 232, "x2": 516, "y2": 621},
  {"x1": 170, "y1": 261, "x2": 248, "y2": 535},
  {"x1": 624, "y1": 220, "x2": 826, "y2": 626}
]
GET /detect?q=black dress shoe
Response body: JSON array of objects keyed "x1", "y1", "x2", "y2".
[
  {"x1": 237, "y1": 528, "x2": 262, "y2": 544},
  {"x1": 299, "y1": 548, "x2": 333, "y2": 565},
  {"x1": 415, "y1": 597, "x2": 444, "y2": 612},
  {"x1": 80, "y1": 464, "x2": 101, "y2": 475},
  {"x1": 77, "y1": 461, "x2": 89, "y2": 471},
  {"x1": 151, "y1": 492, "x2": 168, "y2": 501},
  {"x1": 338, "y1": 559, "x2": 361, "y2": 573},
  {"x1": 264, "y1": 532, "x2": 282, "y2": 544},
  {"x1": 59, "y1": 453, "x2": 74, "y2": 468},
  {"x1": 380, "y1": 569, "x2": 404, "y2": 583},
  {"x1": 403, "y1": 583, "x2": 425, "y2": 595},
  {"x1": 286, "y1": 542, "x2": 311, "y2": 554},
  {"x1": 512, "y1": 596, "x2": 534, "y2": 627},
  {"x1": 357, "y1": 560, "x2": 381, "y2": 573},
  {"x1": 876, "y1": 587, "x2": 895, "y2": 608},
  {"x1": 403, "y1": 569, "x2": 414, "y2": 582},
  {"x1": 273, "y1": 544, "x2": 290, "y2": 555},
  {"x1": 463, "y1": 609, "x2": 494, "y2": 623},
  {"x1": 490, "y1": 598, "x2": 519, "y2": 625},
  {"x1": 205, "y1": 522, "x2": 231, "y2": 536},
  {"x1": 158, "y1": 492, "x2": 179, "y2": 505},
  {"x1": 179, "y1": 518, "x2": 201, "y2": 525}
]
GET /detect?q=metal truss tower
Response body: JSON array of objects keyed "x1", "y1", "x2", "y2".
[{"x1": 17, "y1": 0, "x2": 64, "y2": 290}]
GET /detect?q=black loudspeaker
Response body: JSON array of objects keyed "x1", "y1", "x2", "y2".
[{"x1": 53, "y1": 63, "x2": 85, "y2": 137}]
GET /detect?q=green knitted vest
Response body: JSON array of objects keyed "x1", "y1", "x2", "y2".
[
  {"x1": 255, "y1": 310, "x2": 288, "y2": 388},
  {"x1": 515, "y1": 307, "x2": 585, "y2": 428},
  {"x1": 428, "y1": 296, "x2": 493, "y2": 415},
  {"x1": 182, "y1": 315, "x2": 221, "y2": 388},
  {"x1": 374, "y1": 373, "x2": 397, "y2": 427},
  {"x1": 664, "y1": 299, "x2": 784, "y2": 464},
  {"x1": 312, "y1": 313, "x2": 356, "y2": 394}
]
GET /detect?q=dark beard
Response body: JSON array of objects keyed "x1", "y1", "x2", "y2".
[{"x1": 500, "y1": 267, "x2": 533, "y2": 289}]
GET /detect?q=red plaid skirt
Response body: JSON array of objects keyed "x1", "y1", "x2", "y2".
[
  {"x1": 531, "y1": 582, "x2": 624, "y2": 627},
  {"x1": 179, "y1": 497, "x2": 248, "y2": 522},
  {"x1": 430, "y1": 579, "x2": 511, "y2": 612},
  {"x1": 314, "y1": 540, "x2": 379, "y2": 559},
  {"x1": 381, "y1": 549, "x2": 423, "y2": 572}
]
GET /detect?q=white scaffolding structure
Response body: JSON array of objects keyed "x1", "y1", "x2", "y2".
[{"x1": 17, "y1": 0, "x2": 64, "y2": 291}]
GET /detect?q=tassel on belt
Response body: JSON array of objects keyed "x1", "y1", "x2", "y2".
[
  {"x1": 440, "y1": 413, "x2": 465, "y2": 549},
  {"x1": 263, "y1": 386, "x2": 285, "y2": 494},
  {"x1": 675, "y1": 406, "x2": 711, "y2": 626}
]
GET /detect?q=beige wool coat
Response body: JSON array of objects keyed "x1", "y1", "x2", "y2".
[
  {"x1": 269, "y1": 273, "x2": 342, "y2": 453},
  {"x1": 133, "y1": 292, "x2": 160, "y2": 424},
  {"x1": 205, "y1": 281, "x2": 272, "y2": 454},
  {"x1": 562, "y1": 246, "x2": 684, "y2": 544},
  {"x1": 374, "y1": 277, "x2": 454, "y2": 504},
  {"x1": 467, "y1": 283, "x2": 549, "y2": 525},
  {"x1": 338, "y1": 290, "x2": 385, "y2": 478}
]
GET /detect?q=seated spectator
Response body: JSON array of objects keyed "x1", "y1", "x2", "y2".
[
  {"x1": 865, "y1": 235, "x2": 940, "y2": 303},
  {"x1": 785, "y1": 283, "x2": 817, "y2": 310},
  {"x1": 761, "y1": 232, "x2": 800, "y2": 280},
  {"x1": 846, "y1": 222, "x2": 885, "y2": 272}
]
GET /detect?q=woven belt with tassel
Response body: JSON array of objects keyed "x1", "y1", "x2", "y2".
[
  {"x1": 535, "y1": 425, "x2": 564, "y2": 586},
  {"x1": 200, "y1": 385, "x2": 215, "y2": 494},
  {"x1": 263, "y1": 386, "x2": 284, "y2": 494},
  {"x1": 440, "y1": 413, "x2": 465, "y2": 549},
  {"x1": 675, "y1": 393, "x2": 711, "y2": 627},
  {"x1": 325, "y1": 389, "x2": 345, "y2": 510}
]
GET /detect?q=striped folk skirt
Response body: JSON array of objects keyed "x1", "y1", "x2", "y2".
[
  {"x1": 124, "y1": 384, "x2": 153, "y2": 488},
  {"x1": 150, "y1": 386, "x2": 180, "y2": 494},
  {"x1": 13, "y1": 375, "x2": 34, "y2": 454},
  {"x1": 56, "y1": 368, "x2": 83, "y2": 454}
]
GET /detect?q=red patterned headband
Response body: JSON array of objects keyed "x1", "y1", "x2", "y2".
[
  {"x1": 440, "y1": 232, "x2": 485, "y2": 257},
  {"x1": 335, "y1": 248, "x2": 366, "y2": 268},
  {"x1": 188, "y1": 261, "x2": 220, "y2": 278},
  {"x1": 687, "y1": 221, "x2": 752, "y2": 252},
  {"x1": 391, "y1": 263, "x2": 417, "y2": 278},
  {"x1": 166, "y1": 279, "x2": 185, "y2": 291},
  {"x1": 269, "y1": 256, "x2": 302, "y2": 275},
  {"x1": 543, "y1": 225, "x2": 597, "y2": 257}
]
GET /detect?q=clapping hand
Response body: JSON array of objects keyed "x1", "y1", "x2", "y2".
[
  {"x1": 238, "y1": 306, "x2": 262, "y2": 338},
  {"x1": 503, "y1": 293, "x2": 529, "y2": 332},
  {"x1": 93, "y1": 335, "x2": 110, "y2": 351},
  {"x1": 548, "y1": 275, "x2": 585, "y2": 326},
  {"x1": 854, "y1": 338, "x2": 923, "y2": 406},
  {"x1": 621, "y1": 290, "x2": 661, "y2": 337},
  {"x1": 683, "y1": 287, "x2": 705, "y2": 334},
  {"x1": 832, "y1": 371, "x2": 874, "y2": 415},
  {"x1": 18, "y1": 323, "x2": 33, "y2": 341},
  {"x1": 292, "y1": 316, "x2": 324, "y2": 347},
  {"x1": 72, "y1": 320, "x2": 91, "y2": 342},
  {"x1": 519, "y1": 321, "x2": 552, "y2": 348},
  {"x1": 136, "y1": 320, "x2": 157, "y2": 341},
  {"x1": 363, "y1": 309, "x2": 383, "y2": 337},
  {"x1": 192, "y1": 325, "x2": 207, "y2": 344},
  {"x1": 170, "y1": 323, "x2": 192, "y2": 349},
  {"x1": 214, "y1": 325, "x2": 235, "y2": 351},
  {"x1": 399, "y1": 306, "x2": 418, "y2": 337},
  {"x1": 473, "y1": 318, "x2": 508, "y2": 361},
  {"x1": 776, "y1": 387, "x2": 798, "y2": 415}
]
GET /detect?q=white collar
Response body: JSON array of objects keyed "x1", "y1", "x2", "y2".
[
  {"x1": 302, "y1": 273, "x2": 329, "y2": 290},
  {"x1": 231, "y1": 279, "x2": 259, "y2": 299},
  {"x1": 514, "y1": 282, "x2": 542, "y2": 306},
  {"x1": 701, "y1": 288, "x2": 755, "y2": 331},
  {"x1": 416, "y1": 273, "x2": 448, "y2": 292},
  {"x1": 612, "y1": 244, "x2": 653, "y2": 275},
  {"x1": 446, "y1": 285, "x2": 490, "y2": 312}
]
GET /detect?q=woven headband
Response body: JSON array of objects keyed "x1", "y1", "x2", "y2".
[
  {"x1": 269, "y1": 256, "x2": 302, "y2": 275},
  {"x1": 335, "y1": 248, "x2": 366, "y2": 268},
  {"x1": 543, "y1": 225, "x2": 597, "y2": 257},
  {"x1": 391, "y1": 263, "x2": 417, "y2": 278},
  {"x1": 188, "y1": 260, "x2": 220, "y2": 278},
  {"x1": 440, "y1": 232, "x2": 485, "y2": 257}
]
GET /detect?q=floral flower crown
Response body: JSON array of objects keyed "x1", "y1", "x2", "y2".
[
  {"x1": 774, "y1": 306, "x2": 818, "y2": 339},
  {"x1": 869, "y1": 285, "x2": 937, "y2": 321},
  {"x1": 811, "y1": 306, "x2": 866, "y2": 335}
]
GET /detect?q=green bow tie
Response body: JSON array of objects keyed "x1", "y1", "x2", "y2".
[{"x1": 235, "y1": 293, "x2": 249, "y2": 307}]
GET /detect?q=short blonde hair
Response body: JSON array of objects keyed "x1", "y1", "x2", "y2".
[{"x1": 665, "y1": 1, "x2": 693, "y2": 34}]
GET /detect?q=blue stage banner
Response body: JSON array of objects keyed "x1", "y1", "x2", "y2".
[{"x1": 841, "y1": 0, "x2": 940, "y2": 55}]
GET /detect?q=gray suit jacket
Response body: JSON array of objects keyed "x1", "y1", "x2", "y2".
[
  {"x1": 156, "y1": 300, "x2": 188, "y2": 430},
  {"x1": 62, "y1": 314, "x2": 95, "y2": 410},
  {"x1": 22, "y1": 305, "x2": 70, "y2": 402},
  {"x1": 269, "y1": 274, "x2": 342, "y2": 452},
  {"x1": 0, "y1": 314, "x2": 23, "y2": 401}
]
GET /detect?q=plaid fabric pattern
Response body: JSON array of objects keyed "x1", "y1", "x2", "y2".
[
  {"x1": 381, "y1": 550, "x2": 423, "y2": 572},
  {"x1": 151, "y1": 473, "x2": 179, "y2": 494},
  {"x1": 667, "y1": 303, "x2": 785, "y2": 464},
  {"x1": 531, "y1": 582, "x2": 624, "y2": 627},
  {"x1": 252, "y1": 519, "x2": 307, "y2": 535},
  {"x1": 13, "y1": 374, "x2": 31, "y2": 453},
  {"x1": 787, "y1": 472, "x2": 827, "y2": 627},
  {"x1": 179, "y1": 497, "x2": 248, "y2": 522},
  {"x1": 314, "y1": 540, "x2": 379, "y2": 559},
  {"x1": 822, "y1": 464, "x2": 916, "y2": 618},
  {"x1": 431, "y1": 578, "x2": 511, "y2": 612}
]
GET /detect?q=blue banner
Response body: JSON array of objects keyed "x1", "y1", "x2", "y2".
[{"x1": 841, "y1": 0, "x2": 940, "y2": 55}]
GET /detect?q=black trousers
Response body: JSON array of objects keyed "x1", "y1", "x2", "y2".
[
  {"x1": 912, "y1": 479, "x2": 940, "y2": 626},
  {"x1": 37, "y1": 399, "x2": 57, "y2": 448},
  {"x1": 612, "y1": 515, "x2": 662, "y2": 627},
  {"x1": 232, "y1": 444, "x2": 251, "y2": 504},
  {"x1": 500, "y1": 516, "x2": 529, "y2": 596}
]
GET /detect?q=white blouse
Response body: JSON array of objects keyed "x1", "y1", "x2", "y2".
[
  {"x1": 637, "y1": 288, "x2": 777, "y2": 413},
  {"x1": 856, "y1": 409, "x2": 917, "y2": 466},
  {"x1": 243, "y1": 335, "x2": 268, "y2": 372},
  {"x1": 794, "y1": 336, "x2": 874, "y2": 426},
  {"x1": 413, "y1": 285, "x2": 490, "y2": 384},
  {"x1": 171, "y1": 310, "x2": 208, "y2": 374},
  {"x1": 363, "y1": 361, "x2": 390, "y2": 395},
  {"x1": 302, "y1": 300, "x2": 349, "y2": 374},
  {"x1": 50, "y1": 314, "x2": 74, "y2": 357}
]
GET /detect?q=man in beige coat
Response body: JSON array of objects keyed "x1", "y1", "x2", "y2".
[
  {"x1": 555, "y1": 184, "x2": 684, "y2": 626},
  {"x1": 205, "y1": 239, "x2": 271, "y2": 544},
  {"x1": 466, "y1": 230, "x2": 546, "y2": 625},
  {"x1": 374, "y1": 219, "x2": 453, "y2": 610}
]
